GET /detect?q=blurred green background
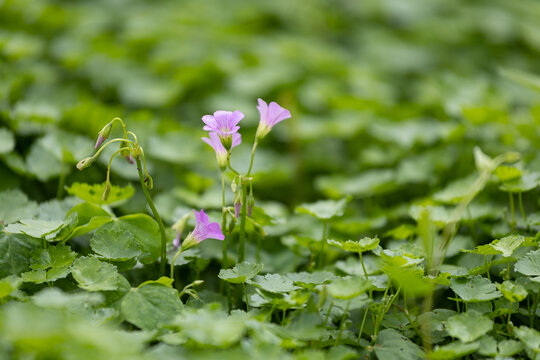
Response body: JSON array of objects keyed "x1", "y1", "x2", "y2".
[{"x1": 1, "y1": 0, "x2": 540, "y2": 218}]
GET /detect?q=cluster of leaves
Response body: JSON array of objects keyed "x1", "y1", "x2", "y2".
[{"x1": 2, "y1": 0, "x2": 540, "y2": 359}]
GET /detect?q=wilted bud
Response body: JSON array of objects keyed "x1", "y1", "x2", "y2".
[
  {"x1": 102, "y1": 180, "x2": 111, "y2": 201},
  {"x1": 120, "y1": 141, "x2": 135, "y2": 164},
  {"x1": 76, "y1": 156, "x2": 95, "y2": 171},
  {"x1": 247, "y1": 194, "x2": 255, "y2": 217},
  {"x1": 95, "y1": 122, "x2": 113, "y2": 149}
]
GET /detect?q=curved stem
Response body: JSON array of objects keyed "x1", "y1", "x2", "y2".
[
  {"x1": 135, "y1": 157, "x2": 168, "y2": 275},
  {"x1": 227, "y1": 156, "x2": 240, "y2": 175},
  {"x1": 238, "y1": 179, "x2": 248, "y2": 263},
  {"x1": 111, "y1": 117, "x2": 128, "y2": 139},
  {"x1": 246, "y1": 139, "x2": 258, "y2": 177},
  {"x1": 170, "y1": 248, "x2": 183, "y2": 280},
  {"x1": 359, "y1": 252, "x2": 369, "y2": 279},
  {"x1": 335, "y1": 300, "x2": 350, "y2": 345},
  {"x1": 93, "y1": 138, "x2": 135, "y2": 159}
]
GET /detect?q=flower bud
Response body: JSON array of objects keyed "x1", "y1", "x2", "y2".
[
  {"x1": 233, "y1": 190, "x2": 242, "y2": 219},
  {"x1": 247, "y1": 194, "x2": 255, "y2": 217},
  {"x1": 95, "y1": 123, "x2": 113, "y2": 149},
  {"x1": 76, "y1": 156, "x2": 95, "y2": 171}
]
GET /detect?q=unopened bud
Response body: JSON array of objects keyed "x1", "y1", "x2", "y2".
[
  {"x1": 95, "y1": 123, "x2": 113, "y2": 149},
  {"x1": 233, "y1": 190, "x2": 242, "y2": 219},
  {"x1": 76, "y1": 156, "x2": 95, "y2": 171},
  {"x1": 247, "y1": 194, "x2": 255, "y2": 217}
]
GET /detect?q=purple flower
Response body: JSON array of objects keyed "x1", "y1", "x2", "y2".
[
  {"x1": 202, "y1": 110, "x2": 244, "y2": 149},
  {"x1": 202, "y1": 132, "x2": 241, "y2": 170},
  {"x1": 234, "y1": 201, "x2": 241, "y2": 219},
  {"x1": 172, "y1": 232, "x2": 181, "y2": 249},
  {"x1": 182, "y1": 209, "x2": 224, "y2": 250},
  {"x1": 255, "y1": 98, "x2": 291, "y2": 139}
]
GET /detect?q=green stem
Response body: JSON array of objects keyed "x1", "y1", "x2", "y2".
[
  {"x1": 170, "y1": 248, "x2": 183, "y2": 280},
  {"x1": 221, "y1": 172, "x2": 228, "y2": 270},
  {"x1": 358, "y1": 306, "x2": 369, "y2": 343},
  {"x1": 94, "y1": 138, "x2": 135, "y2": 159},
  {"x1": 324, "y1": 301, "x2": 334, "y2": 328},
  {"x1": 246, "y1": 139, "x2": 258, "y2": 177},
  {"x1": 484, "y1": 255, "x2": 491, "y2": 280},
  {"x1": 243, "y1": 282, "x2": 250, "y2": 311},
  {"x1": 374, "y1": 285, "x2": 402, "y2": 341},
  {"x1": 359, "y1": 252, "x2": 369, "y2": 279},
  {"x1": 509, "y1": 192, "x2": 516, "y2": 231},
  {"x1": 518, "y1": 192, "x2": 529, "y2": 230},
  {"x1": 238, "y1": 179, "x2": 247, "y2": 263},
  {"x1": 318, "y1": 221, "x2": 328, "y2": 269},
  {"x1": 135, "y1": 157, "x2": 168, "y2": 276},
  {"x1": 56, "y1": 161, "x2": 66, "y2": 199},
  {"x1": 336, "y1": 300, "x2": 351, "y2": 345}
]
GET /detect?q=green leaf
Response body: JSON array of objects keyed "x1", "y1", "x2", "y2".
[
  {"x1": 327, "y1": 276, "x2": 372, "y2": 300},
  {"x1": 499, "y1": 172, "x2": 540, "y2": 193},
  {"x1": 21, "y1": 244, "x2": 76, "y2": 283},
  {"x1": 374, "y1": 329, "x2": 423, "y2": 360},
  {"x1": 0, "y1": 128, "x2": 15, "y2": 154},
  {"x1": 167, "y1": 307, "x2": 246, "y2": 347},
  {"x1": 90, "y1": 227, "x2": 141, "y2": 261},
  {"x1": 327, "y1": 237, "x2": 379, "y2": 253},
  {"x1": 489, "y1": 234, "x2": 526, "y2": 257},
  {"x1": 446, "y1": 311, "x2": 493, "y2": 342},
  {"x1": 495, "y1": 165, "x2": 521, "y2": 182},
  {"x1": 94, "y1": 214, "x2": 161, "y2": 264},
  {"x1": 428, "y1": 341, "x2": 479, "y2": 360},
  {"x1": 71, "y1": 256, "x2": 119, "y2": 291},
  {"x1": 0, "y1": 275, "x2": 22, "y2": 299},
  {"x1": 295, "y1": 198, "x2": 348, "y2": 220},
  {"x1": 4, "y1": 219, "x2": 67, "y2": 240},
  {"x1": 450, "y1": 276, "x2": 502, "y2": 302},
  {"x1": 0, "y1": 189, "x2": 38, "y2": 224},
  {"x1": 0, "y1": 233, "x2": 39, "y2": 277},
  {"x1": 286, "y1": 271, "x2": 338, "y2": 288},
  {"x1": 121, "y1": 283, "x2": 183, "y2": 330},
  {"x1": 218, "y1": 262, "x2": 262, "y2": 284},
  {"x1": 66, "y1": 182, "x2": 135, "y2": 207},
  {"x1": 499, "y1": 280, "x2": 528, "y2": 302},
  {"x1": 249, "y1": 274, "x2": 296, "y2": 293},
  {"x1": 515, "y1": 249, "x2": 540, "y2": 279},
  {"x1": 417, "y1": 309, "x2": 456, "y2": 344},
  {"x1": 514, "y1": 326, "x2": 540, "y2": 353},
  {"x1": 65, "y1": 202, "x2": 113, "y2": 239},
  {"x1": 433, "y1": 175, "x2": 476, "y2": 204}
]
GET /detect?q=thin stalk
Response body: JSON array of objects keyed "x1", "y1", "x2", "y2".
[
  {"x1": 374, "y1": 286, "x2": 402, "y2": 340},
  {"x1": 170, "y1": 248, "x2": 183, "y2": 280},
  {"x1": 518, "y1": 192, "x2": 529, "y2": 230},
  {"x1": 227, "y1": 156, "x2": 239, "y2": 175},
  {"x1": 358, "y1": 307, "x2": 369, "y2": 343},
  {"x1": 246, "y1": 139, "x2": 258, "y2": 177},
  {"x1": 243, "y1": 282, "x2": 250, "y2": 311},
  {"x1": 56, "y1": 160, "x2": 66, "y2": 199},
  {"x1": 324, "y1": 301, "x2": 334, "y2": 327},
  {"x1": 238, "y1": 180, "x2": 248, "y2": 263},
  {"x1": 94, "y1": 138, "x2": 135, "y2": 158},
  {"x1": 335, "y1": 300, "x2": 351, "y2": 345},
  {"x1": 359, "y1": 252, "x2": 369, "y2": 279},
  {"x1": 484, "y1": 255, "x2": 491, "y2": 280},
  {"x1": 221, "y1": 172, "x2": 228, "y2": 270},
  {"x1": 318, "y1": 221, "x2": 328, "y2": 269},
  {"x1": 135, "y1": 157, "x2": 168, "y2": 275},
  {"x1": 509, "y1": 192, "x2": 516, "y2": 231}
]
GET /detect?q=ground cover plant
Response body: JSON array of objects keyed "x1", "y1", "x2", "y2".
[{"x1": 2, "y1": 0, "x2": 540, "y2": 359}]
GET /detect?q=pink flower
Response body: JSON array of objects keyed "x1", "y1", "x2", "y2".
[
  {"x1": 181, "y1": 209, "x2": 224, "y2": 250},
  {"x1": 202, "y1": 132, "x2": 241, "y2": 170},
  {"x1": 202, "y1": 110, "x2": 244, "y2": 149},
  {"x1": 255, "y1": 99, "x2": 291, "y2": 139}
]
